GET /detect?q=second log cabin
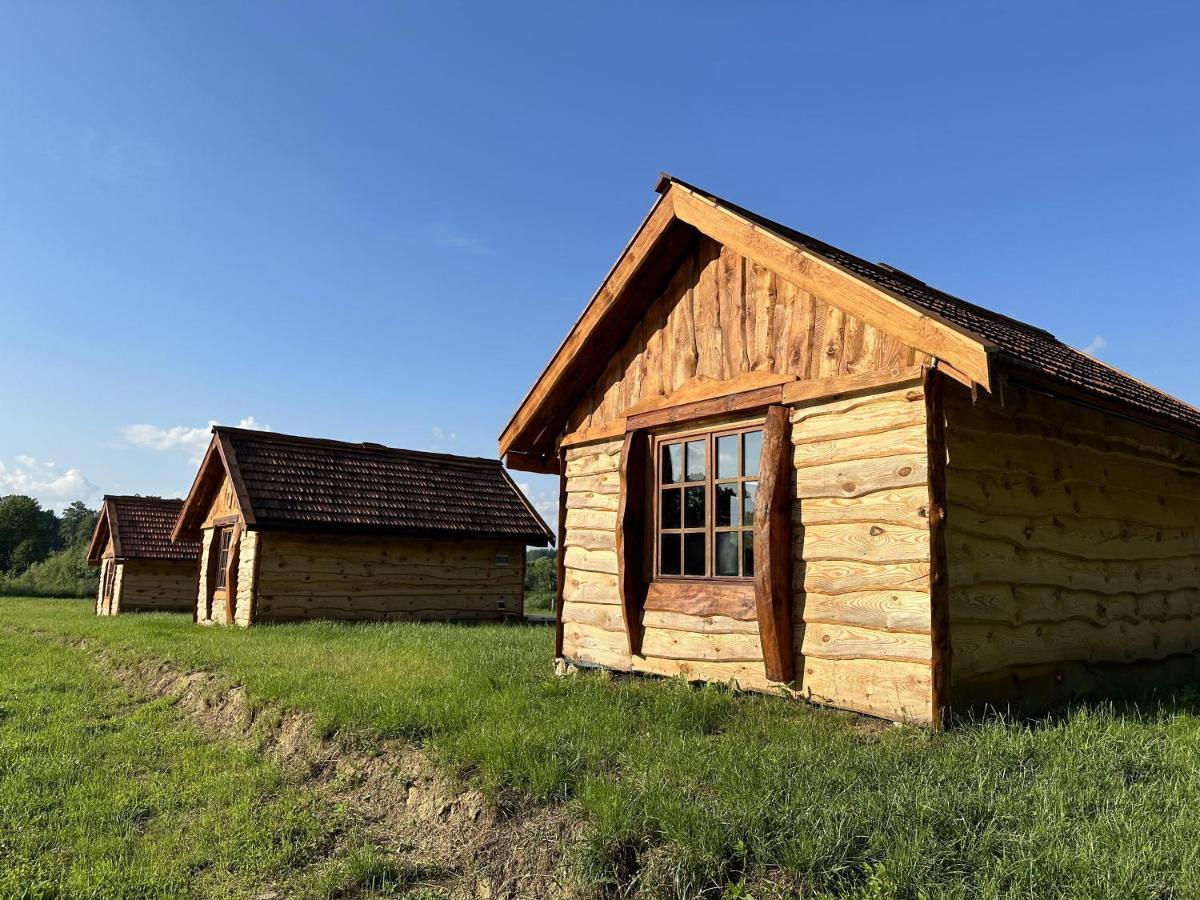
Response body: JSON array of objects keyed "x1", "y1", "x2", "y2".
[
  {"x1": 172, "y1": 427, "x2": 553, "y2": 626},
  {"x1": 501, "y1": 174, "x2": 1200, "y2": 723}
]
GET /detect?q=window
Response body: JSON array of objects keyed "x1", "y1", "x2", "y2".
[
  {"x1": 656, "y1": 424, "x2": 761, "y2": 579},
  {"x1": 214, "y1": 528, "x2": 233, "y2": 590},
  {"x1": 495, "y1": 553, "x2": 509, "y2": 567}
]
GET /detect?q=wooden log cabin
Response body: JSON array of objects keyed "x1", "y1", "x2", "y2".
[
  {"x1": 172, "y1": 427, "x2": 553, "y2": 626},
  {"x1": 501, "y1": 173, "x2": 1200, "y2": 723},
  {"x1": 87, "y1": 496, "x2": 200, "y2": 615}
]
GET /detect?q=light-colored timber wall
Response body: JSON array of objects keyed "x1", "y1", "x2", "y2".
[
  {"x1": 560, "y1": 437, "x2": 770, "y2": 688},
  {"x1": 96, "y1": 557, "x2": 115, "y2": 615},
  {"x1": 195, "y1": 526, "x2": 216, "y2": 623},
  {"x1": 791, "y1": 384, "x2": 934, "y2": 721},
  {"x1": 944, "y1": 378, "x2": 1200, "y2": 708},
  {"x1": 233, "y1": 531, "x2": 260, "y2": 627},
  {"x1": 115, "y1": 560, "x2": 197, "y2": 613},
  {"x1": 251, "y1": 532, "x2": 525, "y2": 623},
  {"x1": 568, "y1": 237, "x2": 926, "y2": 434},
  {"x1": 203, "y1": 474, "x2": 242, "y2": 527}
]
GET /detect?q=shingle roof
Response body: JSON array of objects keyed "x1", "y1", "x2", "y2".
[
  {"x1": 215, "y1": 428, "x2": 553, "y2": 544},
  {"x1": 670, "y1": 177, "x2": 1200, "y2": 432},
  {"x1": 94, "y1": 496, "x2": 200, "y2": 563}
]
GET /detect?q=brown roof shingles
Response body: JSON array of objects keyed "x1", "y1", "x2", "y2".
[
  {"x1": 671, "y1": 177, "x2": 1200, "y2": 433},
  {"x1": 108, "y1": 496, "x2": 200, "y2": 562},
  {"x1": 221, "y1": 428, "x2": 554, "y2": 544}
]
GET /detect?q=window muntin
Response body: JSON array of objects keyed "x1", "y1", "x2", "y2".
[
  {"x1": 656, "y1": 424, "x2": 761, "y2": 579},
  {"x1": 214, "y1": 528, "x2": 233, "y2": 590}
]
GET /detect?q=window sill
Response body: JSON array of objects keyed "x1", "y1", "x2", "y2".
[{"x1": 644, "y1": 579, "x2": 756, "y2": 621}]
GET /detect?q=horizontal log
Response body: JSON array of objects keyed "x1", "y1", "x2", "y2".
[
  {"x1": 799, "y1": 590, "x2": 931, "y2": 633},
  {"x1": 633, "y1": 655, "x2": 773, "y2": 692},
  {"x1": 949, "y1": 582, "x2": 1200, "y2": 629},
  {"x1": 801, "y1": 559, "x2": 931, "y2": 594},
  {"x1": 563, "y1": 570, "x2": 619, "y2": 604},
  {"x1": 950, "y1": 511, "x2": 1199, "y2": 562},
  {"x1": 564, "y1": 508, "x2": 618, "y2": 531},
  {"x1": 782, "y1": 366, "x2": 925, "y2": 407},
  {"x1": 565, "y1": 451, "x2": 621, "y2": 478},
  {"x1": 565, "y1": 528, "x2": 617, "y2": 552},
  {"x1": 564, "y1": 546, "x2": 619, "y2": 576},
  {"x1": 799, "y1": 522, "x2": 930, "y2": 563},
  {"x1": 565, "y1": 491, "x2": 620, "y2": 513},
  {"x1": 799, "y1": 622, "x2": 932, "y2": 663},
  {"x1": 640, "y1": 627, "x2": 763, "y2": 663},
  {"x1": 561, "y1": 600, "x2": 626, "y2": 632},
  {"x1": 791, "y1": 423, "x2": 928, "y2": 467},
  {"x1": 794, "y1": 454, "x2": 927, "y2": 499},
  {"x1": 566, "y1": 472, "x2": 621, "y2": 495},
  {"x1": 641, "y1": 609, "x2": 761, "y2": 635},
  {"x1": 796, "y1": 486, "x2": 930, "y2": 527},
  {"x1": 797, "y1": 656, "x2": 932, "y2": 723}
]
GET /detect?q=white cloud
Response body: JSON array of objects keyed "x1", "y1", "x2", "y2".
[
  {"x1": 121, "y1": 416, "x2": 269, "y2": 463},
  {"x1": 0, "y1": 456, "x2": 101, "y2": 512},
  {"x1": 431, "y1": 426, "x2": 457, "y2": 444},
  {"x1": 1080, "y1": 335, "x2": 1108, "y2": 356},
  {"x1": 516, "y1": 477, "x2": 559, "y2": 534}
]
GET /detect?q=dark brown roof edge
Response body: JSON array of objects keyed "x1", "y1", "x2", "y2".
[
  {"x1": 214, "y1": 425, "x2": 507, "y2": 470},
  {"x1": 247, "y1": 518, "x2": 554, "y2": 546}
]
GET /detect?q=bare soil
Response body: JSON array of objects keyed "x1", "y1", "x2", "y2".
[{"x1": 81, "y1": 641, "x2": 585, "y2": 899}]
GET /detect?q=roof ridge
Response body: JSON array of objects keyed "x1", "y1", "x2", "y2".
[
  {"x1": 214, "y1": 426, "x2": 503, "y2": 467},
  {"x1": 104, "y1": 494, "x2": 184, "y2": 505}
]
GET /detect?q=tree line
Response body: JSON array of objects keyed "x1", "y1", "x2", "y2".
[{"x1": 0, "y1": 496, "x2": 99, "y2": 597}]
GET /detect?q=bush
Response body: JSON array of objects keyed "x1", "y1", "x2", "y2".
[{"x1": 0, "y1": 544, "x2": 97, "y2": 598}]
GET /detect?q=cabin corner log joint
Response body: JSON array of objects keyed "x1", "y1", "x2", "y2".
[
  {"x1": 174, "y1": 426, "x2": 554, "y2": 627},
  {"x1": 504, "y1": 173, "x2": 1200, "y2": 722}
]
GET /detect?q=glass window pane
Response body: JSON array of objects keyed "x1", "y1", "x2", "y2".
[
  {"x1": 661, "y1": 489, "x2": 681, "y2": 530},
  {"x1": 660, "y1": 534, "x2": 681, "y2": 575},
  {"x1": 662, "y1": 444, "x2": 682, "y2": 484},
  {"x1": 743, "y1": 531, "x2": 755, "y2": 577},
  {"x1": 715, "y1": 531, "x2": 739, "y2": 576},
  {"x1": 684, "y1": 532, "x2": 706, "y2": 576},
  {"x1": 715, "y1": 483, "x2": 736, "y2": 527},
  {"x1": 742, "y1": 481, "x2": 757, "y2": 526},
  {"x1": 684, "y1": 486, "x2": 706, "y2": 529},
  {"x1": 716, "y1": 434, "x2": 738, "y2": 479},
  {"x1": 685, "y1": 440, "x2": 706, "y2": 482},
  {"x1": 742, "y1": 430, "x2": 762, "y2": 477}
]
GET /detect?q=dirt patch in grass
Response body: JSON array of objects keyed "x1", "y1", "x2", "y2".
[{"x1": 83, "y1": 641, "x2": 584, "y2": 900}]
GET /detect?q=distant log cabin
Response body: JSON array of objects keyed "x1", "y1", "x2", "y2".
[
  {"x1": 87, "y1": 496, "x2": 200, "y2": 616},
  {"x1": 172, "y1": 427, "x2": 553, "y2": 626},
  {"x1": 501, "y1": 173, "x2": 1200, "y2": 723}
]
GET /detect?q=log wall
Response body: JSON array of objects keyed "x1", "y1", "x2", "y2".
[
  {"x1": 943, "y1": 378, "x2": 1200, "y2": 709},
  {"x1": 251, "y1": 532, "x2": 525, "y2": 623},
  {"x1": 791, "y1": 384, "x2": 935, "y2": 721},
  {"x1": 560, "y1": 382, "x2": 938, "y2": 722},
  {"x1": 116, "y1": 560, "x2": 197, "y2": 613},
  {"x1": 568, "y1": 237, "x2": 926, "y2": 434}
]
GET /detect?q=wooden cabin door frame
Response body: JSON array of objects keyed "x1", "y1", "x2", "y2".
[{"x1": 206, "y1": 525, "x2": 237, "y2": 622}]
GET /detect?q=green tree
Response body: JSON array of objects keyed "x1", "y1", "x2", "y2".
[
  {"x1": 524, "y1": 555, "x2": 556, "y2": 594},
  {"x1": 0, "y1": 496, "x2": 61, "y2": 574},
  {"x1": 59, "y1": 501, "x2": 98, "y2": 549}
]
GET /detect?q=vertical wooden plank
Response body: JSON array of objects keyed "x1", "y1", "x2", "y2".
[
  {"x1": 617, "y1": 430, "x2": 648, "y2": 656},
  {"x1": 753, "y1": 405, "x2": 795, "y2": 683},
  {"x1": 225, "y1": 521, "x2": 242, "y2": 625},
  {"x1": 924, "y1": 367, "x2": 951, "y2": 726},
  {"x1": 554, "y1": 450, "x2": 568, "y2": 657}
]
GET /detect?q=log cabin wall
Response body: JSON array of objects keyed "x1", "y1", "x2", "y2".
[
  {"x1": 567, "y1": 237, "x2": 923, "y2": 435},
  {"x1": 791, "y1": 384, "x2": 935, "y2": 721},
  {"x1": 560, "y1": 436, "x2": 771, "y2": 689},
  {"x1": 251, "y1": 532, "x2": 525, "y2": 623},
  {"x1": 943, "y1": 378, "x2": 1200, "y2": 709},
  {"x1": 116, "y1": 561, "x2": 197, "y2": 614}
]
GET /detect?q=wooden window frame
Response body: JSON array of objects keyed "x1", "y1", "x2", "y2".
[
  {"x1": 102, "y1": 559, "x2": 117, "y2": 601},
  {"x1": 652, "y1": 419, "x2": 764, "y2": 583},
  {"x1": 213, "y1": 527, "x2": 233, "y2": 591}
]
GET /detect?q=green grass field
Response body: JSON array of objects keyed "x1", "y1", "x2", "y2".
[{"x1": 4, "y1": 597, "x2": 1200, "y2": 898}]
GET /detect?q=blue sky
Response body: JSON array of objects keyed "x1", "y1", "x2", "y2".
[{"x1": 1, "y1": 2, "x2": 1197, "y2": 526}]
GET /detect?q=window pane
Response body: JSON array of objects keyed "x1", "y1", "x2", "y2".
[
  {"x1": 685, "y1": 440, "x2": 706, "y2": 481},
  {"x1": 742, "y1": 430, "x2": 762, "y2": 477},
  {"x1": 715, "y1": 483, "x2": 736, "y2": 527},
  {"x1": 684, "y1": 532, "x2": 706, "y2": 576},
  {"x1": 684, "y1": 486, "x2": 706, "y2": 529},
  {"x1": 715, "y1": 531, "x2": 739, "y2": 576},
  {"x1": 660, "y1": 534, "x2": 681, "y2": 575},
  {"x1": 742, "y1": 481, "x2": 757, "y2": 526},
  {"x1": 661, "y1": 489, "x2": 681, "y2": 529},
  {"x1": 662, "y1": 444, "x2": 682, "y2": 484},
  {"x1": 716, "y1": 434, "x2": 738, "y2": 479},
  {"x1": 743, "y1": 530, "x2": 755, "y2": 577}
]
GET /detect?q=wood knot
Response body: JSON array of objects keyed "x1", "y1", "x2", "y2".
[
  {"x1": 841, "y1": 481, "x2": 857, "y2": 493},
  {"x1": 897, "y1": 466, "x2": 912, "y2": 477},
  {"x1": 918, "y1": 507, "x2": 928, "y2": 518},
  {"x1": 869, "y1": 526, "x2": 884, "y2": 537}
]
